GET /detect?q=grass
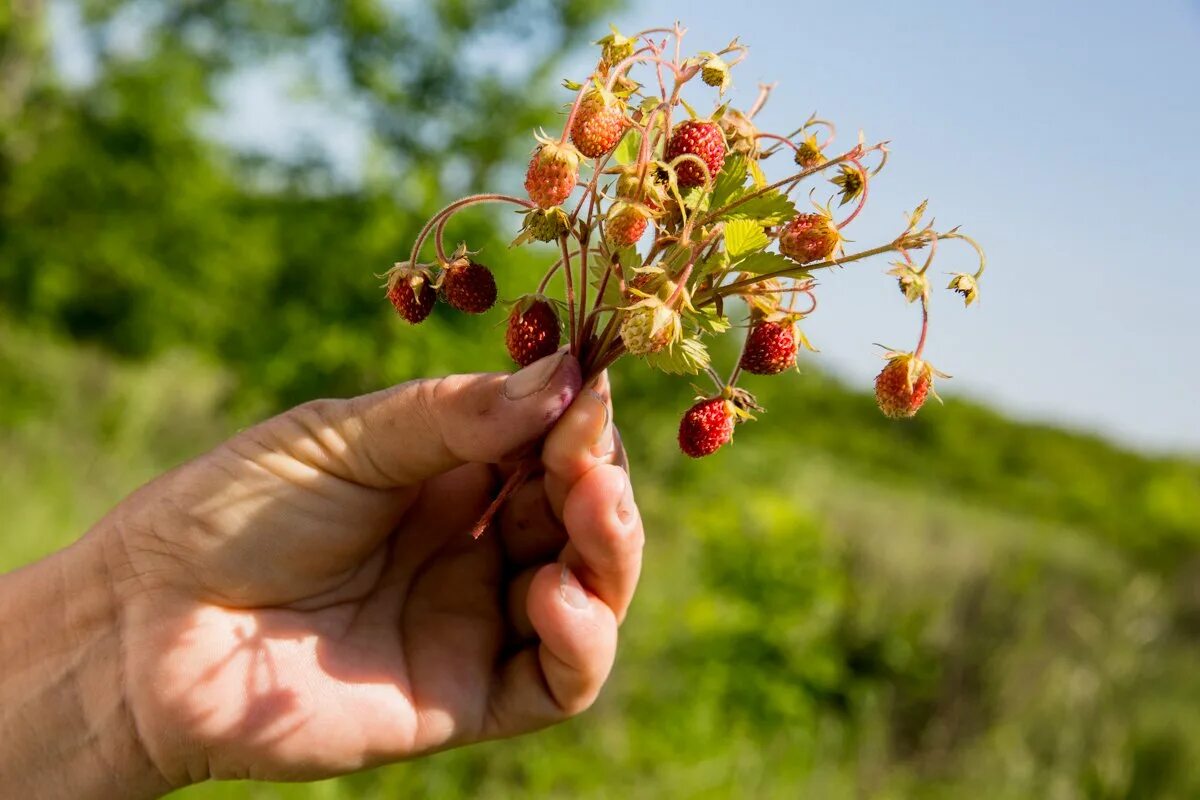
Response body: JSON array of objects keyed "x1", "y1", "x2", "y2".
[{"x1": 3, "y1": 327, "x2": 1199, "y2": 798}]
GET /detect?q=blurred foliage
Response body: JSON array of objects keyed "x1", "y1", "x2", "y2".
[{"x1": 3, "y1": 1, "x2": 1200, "y2": 797}]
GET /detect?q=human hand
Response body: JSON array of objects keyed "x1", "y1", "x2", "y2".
[{"x1": 93, "y1": 352, "x2": 640, "y2": 788}]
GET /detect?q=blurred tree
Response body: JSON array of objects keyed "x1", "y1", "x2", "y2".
[{"x1": 0, "y1": 0, "x2": 619, "y2": 402}]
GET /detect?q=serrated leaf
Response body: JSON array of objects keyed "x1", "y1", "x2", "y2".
[
  {"x1": 693, "y1": 248, "x2": 730, "y2": 281},
  {"x1": 678, "y1": 185, "x2": 710, "y2": 216},
  {"x1": 688, "y1": 305, "x2": 731, "y2": 334},
  {"x1": 644, "y1": 336, "x2": 710, "y2": 375},
  {"x1": 733, "y1": 251, "x2": 796, "y2": 275},
  {"x1": 724, "y1": 219, "x2": 770, "y2": 260},
  {"x1": 724, "y1": 190, "x2": 796, "y2": 225},
  {"x1": 612, "y1": 129, "x2": 641, "y2": 166},
  {"x1": 747, "y1": 158, "x2": 767, "y2": 189},
  {"x1": 710, "y1": 156, "x2": 749, "y2": 210}
]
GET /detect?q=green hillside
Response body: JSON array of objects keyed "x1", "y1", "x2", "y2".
[{"x1": 4, "y1": 325, "x2": 1200, "y2": 799}]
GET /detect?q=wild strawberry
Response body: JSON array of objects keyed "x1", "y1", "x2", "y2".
[
  {"x1": 794, "y1": 133, "x2": 825, "y2": 169},
  {"x1": 678, "y1": 397, "x2": 735, "y2": 458},
  {"x1": 779, "y1": 212, "x2": 841, "y2": 264},
  {"x1": 596, "y1": 27, "x2": 635, "y2": 72},
  {"x1": 439, "y1": 258, "x2": 497, "y2": 314},
  {"x1": 665, "y1": 119, "x2": 727, "y2": 188},
  {"x1": 524, "y1": 137, "x2": 581, "y2": 209},
  {"x1": 874, "y1": 352, "x2": 945, "y2": 418},
  {"x1": 700, "y1": 55, "x2": 731, "y2": 93},
  {"x1": 606, "y1": 202, "x2": 653, "y2": 249},
  {"x1": 619, "y1": 296, "x2": 680, "y2": 355},
  {"x1": 740, "y1": 320, "x2": 798, "y2": 375},
  {"x1": 384, "y1": 263, "x2": 436, "y2": 324},
  {"x1": 512, "y1": 207, "x2": 571, "y2": 246},
  {"x1": 505, "y1": 296, "x2": 560, "y2": 366},
  {"x1": 570, "y1": 87, "x2": 627, "y2": 159}
]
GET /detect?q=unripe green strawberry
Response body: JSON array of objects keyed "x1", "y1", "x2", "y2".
[
  {"x1": 512, "y1": 207, "x2": 571, "y2": 246},
  {"x1": 619, "y1": 297, "x2": 680, "y2": 355},
  {"x1": 439, "y1": 259, "x2": 497, "y2": 314},
  {"x1": 606, "y1": 202, "x2": 652, "y2": 249},
  {"x1": 596, "y1": 27, "x2": 635, "y2": 72},
  {"x1": 665, "y1": 119, "x2": 727, "y2": 188},
  {"x1": 794, "y1": 133, "x2": 825, "y2": 169},
  {"x1": 700, "y1": 55, "x2": 731, "y2": 93},
  {"x1": 383, "y1": 263, "x2": 436, "y2": 324},
  {"x1": 505, "y1": 296, "x2": 560, "y2": 366},
  {"x1": 678, "y1": 397, "x2": 735, "y2": 458},
  {"x1": 524, "y1": 138, "x2": 581, "y2": 209},
  {"x1": 570, "y1": 87, "x2": 627, "y2": 159},
  {"x1": 779, "y1": 212, "x2": 840, "y2": 264},
  {"x1": 874, "y1": 352, "x2": 937, "y2": 418},
  {"x1": 740, "y1": 320, "x2": 798, "y2": 375}
]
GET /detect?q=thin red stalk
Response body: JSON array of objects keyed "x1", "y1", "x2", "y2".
[
  {"x1": 471, "y1": 460, "x2": 535, "y2": 539},
  {"x1": 409, "y1": 194, "x2": 533, "y2": 266},
  {"x1": 836, "y1": 158, "x2": 870, "y2": 230},
  {"x1": 915, "y1": 299, "x2": 930, "y2": 359},
  {"x1": 559, "y1": 235, "x2": 578, "y2": 354}
]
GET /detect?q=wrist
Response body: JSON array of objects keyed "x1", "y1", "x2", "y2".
[{"x1": 0, "y1": 526, "x2": 174, "y2": 799}]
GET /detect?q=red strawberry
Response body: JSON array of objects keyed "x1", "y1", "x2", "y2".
[
  {"x1": 524, "y1": 138, "x2": 581, "y2": 208},
  {"x1": 678, "y1": 397, "x2": 735, "y2": 458},
  {"x1": 506, "y1": 296, "x2": 561, "y2": 366},
  {"x1": 570, "y1": 88, "x2": 627, "y2": 159},
  {"x1": 778, "y1": 212, "x2": 840, "y2": 264},
  {"x1": 665, "y1": 119, "x2": 727, "y2": 188},
  {"x1": 606, "y1": 202, "x2": 652, "y2": 249},
  {"x1": 384, "y1": 263, "x2": 436, "y2": 324},
  {"x1": 874, "y1": 352, "x2": 939, "y2": 418},
  {"x1": 740, "y1": 320, "x2": 798, "y2": 375},
  {"x1": 440, "y1": 259, "x2": 497, "y2": 314}
]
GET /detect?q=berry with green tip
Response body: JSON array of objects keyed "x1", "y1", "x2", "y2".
[
  {"x1": 874, "y1": 352, "x2": 936, "y2": 418},
  {"x1": 570, "y1": 88, "x2": 627, "y2": 159},
  {"x1": 778, "y1": 212, "x2": 840, "y2": 264},
  {"x1": 524, "y1": 139, "x2": 581, "y2": 209}
]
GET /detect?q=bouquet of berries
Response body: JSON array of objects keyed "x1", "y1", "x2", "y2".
[{"x1": 385, "y1": 22, "x2": 986, "y2": 462}]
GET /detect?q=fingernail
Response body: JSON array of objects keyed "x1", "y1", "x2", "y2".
[
  {"x1": 587, "y1": 390, "x2": 613, "y2": 458},
  {"x1": 504, "y1": 352, "x2": 567, "y2": 400},
  {"x1": 616, "y1": 472, "x2": 635, "y2": 526},
  {"x1": 559, "y1": 564, "x2": 589, "y2": 610}
]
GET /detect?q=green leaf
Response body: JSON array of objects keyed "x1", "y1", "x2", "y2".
[
  {"x1": 612, "y1": 129, "x2": 641, "y2": 166},
  {"x1": 710, "y1": 156, "x2": 749, "y2": 210},
  {"x1": 747, "y1": 158, "x2": 768, "y2": 189},
  {"x1": 724, "y1": 219, "x2": 770, "y2": 260},
  {"x1": 725, "y1": 190, "x2": 796, "y2": 224},
  {"x1": 693, "y1": 248, "x2": 730, "y2": 281},
  {"x1": 688, "y1": 305, "x2": 731, "y2": 335},
  {"x1": 644, "y1": 336, "x2": 710, "y2": 375},
  {"x1": 733, "y1": 251, "x2": 797, "y2": 276}
]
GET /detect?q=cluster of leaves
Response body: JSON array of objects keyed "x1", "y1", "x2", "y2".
[{"x1": 0, "y1": 0, "x2": 617, "y2": 408}]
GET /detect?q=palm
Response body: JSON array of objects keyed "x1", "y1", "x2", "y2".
[{"x1": 114, "y1": 367, "x2": 638, "y2": 785}]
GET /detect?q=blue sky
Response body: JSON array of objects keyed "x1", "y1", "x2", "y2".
[{"x1": 51, "y1": 0, "x2": 1200, "y2": 453}]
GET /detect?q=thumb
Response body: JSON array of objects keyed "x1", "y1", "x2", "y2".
[{"x1": 294, "y1": 351, "x2": 582, "y2": 488}]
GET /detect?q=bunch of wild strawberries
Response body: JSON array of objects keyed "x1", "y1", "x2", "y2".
[{"x1": 385, "y1": 23, "x2": 986, "y2": 460}]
